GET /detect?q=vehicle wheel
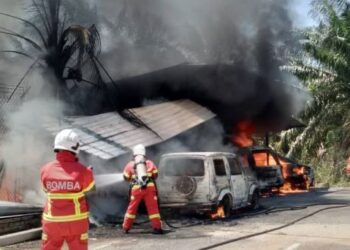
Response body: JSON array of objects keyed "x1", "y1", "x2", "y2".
[
  {"x1": 221, "y1": 196, "x2": 232, "y2": 218},
  {"x1": 248, "y1": 191, "x2": 260, "y2": 210}
]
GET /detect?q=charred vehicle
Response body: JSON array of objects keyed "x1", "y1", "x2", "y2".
[
  {"x1": 277, "y1": 154, "x2": 314, "y2": 190},
  {"x1": 237, "y1": 146, "x2": 284, "y2": 192},
  {"x1": 156, "y1": 152, "x2": 259, "y2": 217}
]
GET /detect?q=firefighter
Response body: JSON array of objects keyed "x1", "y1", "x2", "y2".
[
  {"x1": 40, "y1": 129, "x2": 95, "y2": 250},
  {"x1": 122, "y1": 144, "x2": 163, "y2": 234}
]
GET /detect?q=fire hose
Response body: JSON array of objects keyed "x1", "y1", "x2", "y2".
[{"x1": 198, "y1": 202, "x2": 350, "y2": 250}]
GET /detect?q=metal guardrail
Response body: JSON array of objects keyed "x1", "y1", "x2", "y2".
[
  {"x1": 0, "y1": 228, "x2": 42, "y2": 247},
  {"x1": 0, "y1": 212, "x2": 41, "y2": 236}
]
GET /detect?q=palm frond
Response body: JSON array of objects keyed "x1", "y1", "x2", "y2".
[
  {"x1": 7, "y1": 58, "x2": 40, "y2": 102},
  {"x1": 0, "y1": 12, "x2": 47, "y2": 47},
  {"x1": 0, "y1": 50, "x2": 35, "y2": 60},
  {"x1": 0, "y1": 29, "x2": 42, "y2": 51}
]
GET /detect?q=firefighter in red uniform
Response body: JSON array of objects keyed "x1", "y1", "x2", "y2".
[
  {"x1": 40, "y1": 129, "x2": 95, "y2": 250},
  {"x1": 122, "y1": 144, "x2": 163, "y2": 234}
]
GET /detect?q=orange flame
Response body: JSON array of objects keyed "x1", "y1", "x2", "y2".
[
  {"x1": 278, "y1": 159, "x2": 309, "y2": 193},
  {"x1": 232, "y1": 120, "x2": 256, "y2": 147},
  {"x1": 252, "y1": 152, "x2": 278, "y2": 167},
  {"x1": 210, "y1": 206, "x2": 225, "y2": 219}
]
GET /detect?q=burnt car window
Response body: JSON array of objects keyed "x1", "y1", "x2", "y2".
[
  {"x1": 252, "y1": 152, "x2": 277, "y2": 166},
  {"x1": 162, "y1": 158, "x2": 205, "y2": 176},
  {"x1": 227, "y1": 157, "x2": 241, "y2": 175},
  {"x1": 240, "y1": 153, "x2": 250, "y2": 168},
  {"x1": 214, "y1": 159, "x2": 227, "y2": 176}
]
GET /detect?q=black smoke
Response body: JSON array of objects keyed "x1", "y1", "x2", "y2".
[
  {"x1": 102, "y1": 64, "x2": 293, "y2": 133},
  {"x1": 75, "y1": 0, "x2": 305, "y2": 134}
]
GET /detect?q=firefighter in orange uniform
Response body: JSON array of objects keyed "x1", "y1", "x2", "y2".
[
  {"x1": 122, "y1": 144, "x2": 163, "y2": 234},
  {"x1": 40, "y1": 129, "x2": 95, "y2": 250}
]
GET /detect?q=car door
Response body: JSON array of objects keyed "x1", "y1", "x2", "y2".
[
  {"x1": 227, "y1": 156, "x2": 247, "y2": 205},
  {"x1": 212, "y1": 157, "x2": 230, "y2": 197}
]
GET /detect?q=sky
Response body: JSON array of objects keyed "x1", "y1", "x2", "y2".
[{"x1": 290, "y1": 0, "x2": 317, "y2": 28}]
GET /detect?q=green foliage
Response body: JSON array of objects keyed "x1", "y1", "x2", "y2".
[{"x1": 274, "y1": 0, "x2": 350, "y2": 185}]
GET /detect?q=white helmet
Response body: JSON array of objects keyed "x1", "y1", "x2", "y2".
[
  {"x1": 54, "y1": 129, "x2": 80, "y2": 154},
  {"x1": 132, "y1": 144, "x2": 146, "y2": 156}
]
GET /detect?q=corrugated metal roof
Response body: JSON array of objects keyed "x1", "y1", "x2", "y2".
[
  {"x1": 129, "y1": 100, "x2": 215, "y2": 140},
  {"x1": 45, "y1": 99, "x2": 215, "y2": 160}
]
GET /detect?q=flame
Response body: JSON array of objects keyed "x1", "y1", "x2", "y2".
[
  {"x1": 278, "y1": 159, "x2": 309, "y2": 193},
  {"x1": 253, "y1": 152, "x2": 278, "y2": 167},
  {"x1": 210, "y1": 205, "x2": 225, "y2": 219},
  {"x1": 232, "y1": 120, "x2": 256, "y2": 147}
]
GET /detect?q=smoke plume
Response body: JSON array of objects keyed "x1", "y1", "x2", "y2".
[
  {"x1": 0, "y1": 0, "x2": 308, "y2": 220},
  {"x1": 0, "y1": 74, "x2": 65, "y2": 204},
  {"x1": 90, "y1": 0, "x2": 307, "y2": 133}
]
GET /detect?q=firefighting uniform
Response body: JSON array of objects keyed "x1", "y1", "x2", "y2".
[
  {"x1": 122, "y1": 159, "x2": 162, "y2": 231},
  {"x1": 40, "y1": 151, "x2": 95, "y2": 250}
]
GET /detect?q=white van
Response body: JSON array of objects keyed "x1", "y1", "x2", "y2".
[{"x1": 156, "y1": 152, "x2": 260, "y2": 217}]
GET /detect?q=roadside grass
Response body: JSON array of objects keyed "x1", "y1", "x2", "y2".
[{"x1": 311, "y1": 157, "x2": 350, "y2": 187}]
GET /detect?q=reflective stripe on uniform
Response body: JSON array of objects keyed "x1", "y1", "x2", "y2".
[
  {"x1": 47, "y1": 191, "x2": 87, "y2": 217},
  {"x1": 149, "y1": 213, "x2": 161, "y2": 219},
  {"x1": 82, "y1": 181, "x2": 95, "y2": 193},
  {"x1": 80, "y1": 233, "x2": 88, "y2": 240},
  {"x1": 47, "y1": 192, "x2": 84, "y2": 199},
  {"x1": 42, "y1": 233, "x2": 48, "y2": 240},
  {"x1": 131, "y1": 182, "x2": 155, "y2": 190},
  {"x1": 47, "y1": 197, "x2": 52, "y2": 217},
  {"x1": 125, "y1": 213, "x2": 136, "y2": 219},
  {"x1": 43, "y1": 212, "x2": 89, "y2": 222},
  {"x1": 73, "y1": 197, "x2": 81, "y2": 215}
]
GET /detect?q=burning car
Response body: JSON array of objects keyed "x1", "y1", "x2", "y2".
[
  {"x1": 277, "y1": 154, "x2": 314, "y2": 191},
  {"x1": 237, "y1": 146, "x2": 284, "y2": 192},
  {"x1": 156, "y1": 152, "x2": 259, "y2": 218}
]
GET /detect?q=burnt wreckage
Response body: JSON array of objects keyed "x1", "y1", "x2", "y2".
[
  {"x1": 50, "y1": 63, "x2": 304, "y2": 177},
  {"x1": 57, "y1": 63, "x2": 302, "y2": 160},
  {"x1": 2, "y1": 64, "x2": 304, "y2": 215}
]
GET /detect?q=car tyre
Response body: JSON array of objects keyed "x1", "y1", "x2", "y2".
[
  {"x1": 221, "y1": 196, "x2": 232, "y2": 218},
  {"x1": 248, "y1": 191, "x2": 260, "y2": 210}
]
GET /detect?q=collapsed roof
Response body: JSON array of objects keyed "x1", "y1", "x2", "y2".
[{"x1": 45, "y1": 99, "x2": 215, "y2": 160}]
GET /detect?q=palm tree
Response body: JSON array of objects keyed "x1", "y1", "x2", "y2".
[
  {"x1": 0, "y1": 0, "x2": 114, "y2": 113},
  {"x1": 279, "y1": 0, "x2": 350, "y2": 183}
]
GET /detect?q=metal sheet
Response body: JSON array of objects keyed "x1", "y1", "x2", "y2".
[
  {"x1": 129, "y1": 99, "x2": 216, "y2": 140},
  {"x1": 45, "y1": 100, "x2": 215, "y2": 160}
]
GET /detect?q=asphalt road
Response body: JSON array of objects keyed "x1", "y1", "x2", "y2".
[{"x1": 4, "y1": 187, "x2": 350, "y2": 250}]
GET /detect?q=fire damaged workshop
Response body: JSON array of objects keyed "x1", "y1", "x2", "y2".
[{"x1": 1, "y1": 0, "x2": 350, "y2": 250}]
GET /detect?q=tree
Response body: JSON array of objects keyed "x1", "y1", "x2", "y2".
[
  {"x1": 0, "y1": 0, "x2": 114, "y2": 114},
  {"x1": 278, "y1": 0, "x2": 350, "y2": 184}
]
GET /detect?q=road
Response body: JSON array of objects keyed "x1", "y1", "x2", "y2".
[{"x1": 4, "y1": 187, "x2": 350, "y2": 250}]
